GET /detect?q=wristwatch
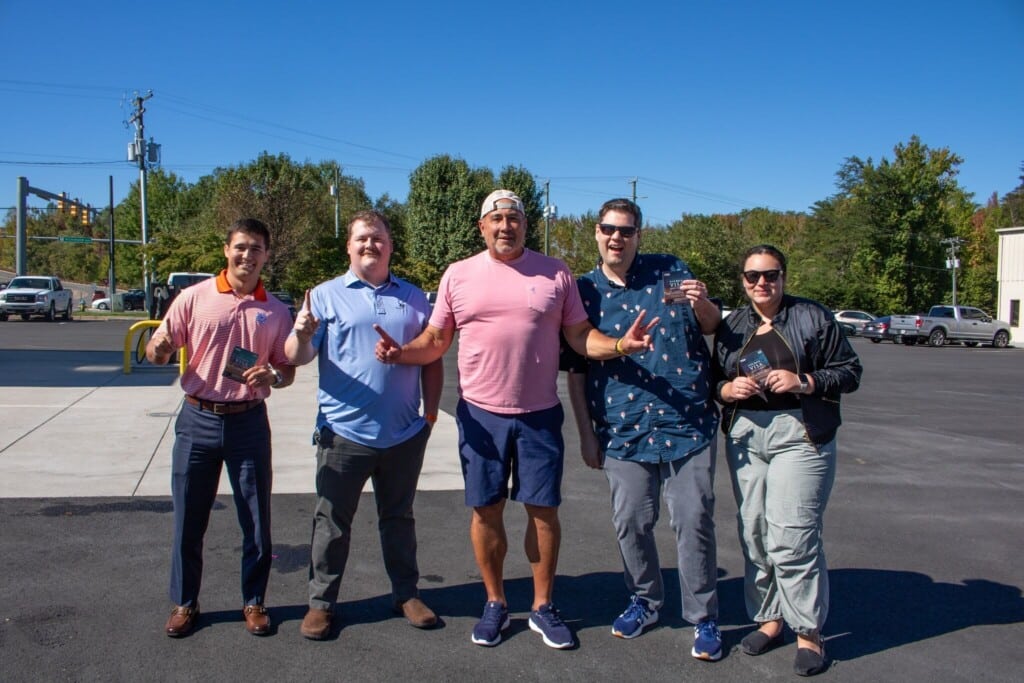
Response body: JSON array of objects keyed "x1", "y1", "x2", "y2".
[
  {"x1": 797, "y1": 373, "x2": 810, "y2": 395},
  {"x1": 270, "y1": 366, "x2": 284, "y2": 388}
]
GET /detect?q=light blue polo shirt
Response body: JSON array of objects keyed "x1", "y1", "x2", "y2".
[{"x1": 306, "y1": 270, "x2": 431, "y2": 448}]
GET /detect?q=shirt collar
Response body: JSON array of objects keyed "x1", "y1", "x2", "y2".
[
  {"x1": 342, "y1": 269, "x2": 395, "y2": 289},
  {"x1": 215, "y1": 269, "x2": 268, "y2": 301}
]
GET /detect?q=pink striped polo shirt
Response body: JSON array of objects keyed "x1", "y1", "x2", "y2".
[{"x1": 158, "y1": 271, "x2": 293, "y2": 402}]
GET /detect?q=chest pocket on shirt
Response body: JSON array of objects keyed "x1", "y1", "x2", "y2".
[{"x1": 527, "y1": 286, "x2": 558, "y2": 315}]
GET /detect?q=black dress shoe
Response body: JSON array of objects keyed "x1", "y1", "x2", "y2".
[
  {"x1": 741, "y1": 628, "x2": 784, "y2": 656},
  {"x1": 794, "y1": 641, "x2": 828, "y2": 676}
]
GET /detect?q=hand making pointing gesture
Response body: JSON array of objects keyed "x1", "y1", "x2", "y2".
[
  {"x1": 292, "y1": 289, "x2": 319, "y2": 344},
  {"x1": 374, "y1": 324, "x2": 401, "y2": 363}
]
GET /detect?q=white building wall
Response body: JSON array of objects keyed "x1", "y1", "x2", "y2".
[{"x1": 996, "y1": 227, "x2": 1024, "y2": 345}]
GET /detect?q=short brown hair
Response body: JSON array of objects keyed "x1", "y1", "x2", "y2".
[{"x1": 347, "y1": 210, "x2": 392, "y2": 239}]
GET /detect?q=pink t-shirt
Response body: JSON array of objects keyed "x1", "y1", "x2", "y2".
[
  {"x1": 158, "y1": 273, "x2": 292, "y2": 402},
  {"x1": 429, "y1": 249, "x2": 587, "y2": 414}
]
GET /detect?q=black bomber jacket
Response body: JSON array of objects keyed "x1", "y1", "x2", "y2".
[{"x1": 712, "y1": 295, "x2": 863, "y2": 445}]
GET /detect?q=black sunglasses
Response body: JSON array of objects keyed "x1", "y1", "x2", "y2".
[
  {"x1": 742, "y1": 269, "x2": 783, "y2": 284},
  {"x1": 598, "y1": 223, "x2": 638, "y2": 237}
]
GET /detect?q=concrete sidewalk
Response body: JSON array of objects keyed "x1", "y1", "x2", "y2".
[{"x1": 0, "y1": 351, "x2": 464, "y2": 498}]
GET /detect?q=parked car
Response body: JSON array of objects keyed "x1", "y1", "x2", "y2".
[
  {"x1": 861, "y1": 315, "x2": 894, "y2": 343},
  {"x1": 833, "y1": 310, "x2": 876, "y2": 334},
  {"x1": 889, "y1": 305, "x2": 1011, "y2": 348},
  {"x1": 270, "y1": 291, "x2": 297, "y2": 320},
  {"x1": 92, "y1": 289, "x2": 146, "y2": 311},
  {"x1": 0, "y1": 275, "x2": 74, "y2": 321}
]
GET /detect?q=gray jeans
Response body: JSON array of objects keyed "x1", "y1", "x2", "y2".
[
  {"x1": 307, "y1": 424, "x2": 430, "y2": 609},
  {"x1": 603, "y1": 442, "x2": 718, "y2": 624},
  {"x1": 725, "y1": 409, "x2": 836, "y2": 636}
]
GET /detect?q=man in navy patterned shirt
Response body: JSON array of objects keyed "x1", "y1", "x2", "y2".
[{"x1": 562, "y1": 198, "x2": 724, "y2": 661}]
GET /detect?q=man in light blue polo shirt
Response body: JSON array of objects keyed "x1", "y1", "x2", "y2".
[{"x1": 285, "y1": 210, "x2": 443, "y2": 640}]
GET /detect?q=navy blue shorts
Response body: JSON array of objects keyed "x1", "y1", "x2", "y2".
[{"x1": 456, "y1": 399, "x2": 565, "y2": 508}]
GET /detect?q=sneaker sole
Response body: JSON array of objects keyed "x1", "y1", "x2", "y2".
[
  {"x1": 471, "y1": 615, "x2": 510, "y2": 646},
  {"x1": 611, "y1": 612, "x2": 659, "y2": 639},
  {"x1": 528, "y1": 618, "x2": 573, "y2": 649},
  {"x1": 691, "y1": 646, "x2": 723, "y2": 661}
]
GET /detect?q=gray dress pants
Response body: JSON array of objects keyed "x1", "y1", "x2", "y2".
[
  {"x1": 307, "y1": 424, "x2": 430, "y2": 609},
  {"x1": 603, "y1": 442, "x2": 719, "y2": 624}
]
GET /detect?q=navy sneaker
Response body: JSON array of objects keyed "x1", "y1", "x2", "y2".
[
  {"x1": 611, "y1": 595, "x2": 659, "y2": 639},
  {"x1": 528, "y1": 603, "x2": 574, "y2": 649},
  {"x1": 692, "y1": 620, "x2": 723, "y2": 661},
  {"x1": 471, "y1": 601, "x2": 510, "y2": 646}
]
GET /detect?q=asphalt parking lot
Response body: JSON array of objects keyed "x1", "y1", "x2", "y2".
[{"x1": 0, "y1": 322, "x2": 1021, "y2": 682}]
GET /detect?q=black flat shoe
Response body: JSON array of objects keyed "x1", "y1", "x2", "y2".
[
  {"x1": 740, "y1": 629, "x2": 784, "y2": 656},
  {"x1": 794, "y1": 642, "x2": 828, "y2": 676}
]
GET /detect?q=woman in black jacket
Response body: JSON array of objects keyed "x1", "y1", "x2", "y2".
[{"x1": 713, "y1": 245, "x2": 862, "y2": 677}]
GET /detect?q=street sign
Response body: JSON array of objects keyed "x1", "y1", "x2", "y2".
[{"x1": 59, "y1": 236, "x2": 92, "y2": 243}]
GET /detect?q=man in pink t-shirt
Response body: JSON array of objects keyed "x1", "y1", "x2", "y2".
[{"x1": 375, "y1": 190, "x2": 657, "y2": 649}]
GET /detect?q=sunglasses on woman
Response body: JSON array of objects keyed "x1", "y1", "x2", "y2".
[
  {"x1": 742, "y1": 269, "x2": 782, "y2": 284},
  {"x1": 598, "y1": 223, "x2": 638, "y2": 237}
]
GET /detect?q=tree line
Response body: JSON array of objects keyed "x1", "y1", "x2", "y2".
[{"x1": 3, "y1": 136, "x2": 1022, "y2": 316}]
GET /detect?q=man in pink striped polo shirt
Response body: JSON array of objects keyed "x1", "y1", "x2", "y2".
[{"x1": 147, "y1": 218, "x2": 295, "y2": 638}]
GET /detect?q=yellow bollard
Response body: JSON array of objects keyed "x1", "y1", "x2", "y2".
[{"x1": 123, "y1": 320, "x2": 186, "y2": 375}]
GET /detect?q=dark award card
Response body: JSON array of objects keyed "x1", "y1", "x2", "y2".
[
  {"x1": 663, "y1": 272, "x2": 687, "y2": 305},
  {"x1": 738, "y1": 348, "x2": 771, "y2": 400},
  {"x1": 223, "y1": 346, "x2": 259, "y2": 383}
]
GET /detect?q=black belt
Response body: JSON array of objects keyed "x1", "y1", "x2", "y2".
[{"x1": 185, "y1": 395, "x2": 264, "y2": 415}]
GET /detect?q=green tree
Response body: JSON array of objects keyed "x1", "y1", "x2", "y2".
[
  {"x1": 834, "y1": 136, "x2": 972, "y2": 313},
  {"x1": 497, "y1": 165, "x2": 544, "y2": 253},
  {"x1": 406, "y1": 155, "x2": 493, "y2": 272}
]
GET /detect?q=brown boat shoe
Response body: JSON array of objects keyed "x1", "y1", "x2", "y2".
[
  {"x1": 165, "y1": 604, "x2": 199, "y2": 637},
  {"x1": 243, "y1": 604, "x2": 271, "y2": 636},
  {"x1": 394, "y1": 597, "x2": 438, "y2": 629},
  {"x1": 300, "y1": 607, "x2": 332, "y2": 640}
]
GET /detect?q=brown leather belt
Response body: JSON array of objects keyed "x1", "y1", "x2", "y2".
[{"x1": 185, "y1": 395, "x2": 264, "y2": 415}]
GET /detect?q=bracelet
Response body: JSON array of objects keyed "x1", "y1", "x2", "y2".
[
  {"x1": 614, "y1": 337, "x2": 626, "y2": 356},
  {"x1": 424, "y1": 414, "x2": 437, "y2": 425}
]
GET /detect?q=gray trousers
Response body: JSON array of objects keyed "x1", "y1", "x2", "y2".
[
  {"x1": 307, "y1": 424, "x2": 430, "y2": 609},
  {"x1": 725, "y1": 409, "x2": 836, "y2": 636},
  {"x1": 603, "y1": 442, "x2": 718, "y2": 624}
]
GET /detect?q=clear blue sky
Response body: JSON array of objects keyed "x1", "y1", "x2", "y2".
[{"x1": 2, "y1": 0, "x2": 1022, "y2": 227}]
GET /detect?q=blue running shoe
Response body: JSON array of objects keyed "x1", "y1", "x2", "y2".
[
  {"x1": 528, "y1": 603, "x2": 574, "y2": 649},
  {"x1": 692, "y1": 620, "x2": 723, "y2": 661},
  {"x1": 611, "y1": 595, "x2": 659, "y2": 639},
  {"x1": 471, "y1": 601, "x2": 510, "y2": 646}
]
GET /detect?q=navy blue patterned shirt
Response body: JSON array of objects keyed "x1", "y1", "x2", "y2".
[{"x1": 561, "y1": 254, "x2": 719, "y2": 463}]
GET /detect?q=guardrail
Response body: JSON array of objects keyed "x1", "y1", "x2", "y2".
[{"x1": 123, "y1": 320, "x2": 186, "y2": 375}]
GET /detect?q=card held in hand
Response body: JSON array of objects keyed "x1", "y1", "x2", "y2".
[
  {"x1": 738, "y1": 348, "x2": 771, "y2": 400},
  {"x1": 223, "y1": 345, "x2": 259, "y2": 383},
  {"x1": 662, "y1": 272, "x2": 687, "y2": 305}
]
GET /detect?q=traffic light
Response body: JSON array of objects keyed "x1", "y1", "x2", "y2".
[
  {"x1": 81, "y1": 205, "x2": 91, "y2": 226},
  {"x1": 57, "y1": 193, "x2": 66, "y2": 213},
  {"x1": 69, "y1": 202, "x2": 78, "y2": 218}
]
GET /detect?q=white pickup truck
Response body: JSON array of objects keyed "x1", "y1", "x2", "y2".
[
  {"x1": 888, "y1": 305, "x2": 1011, "y2": 348},
  {"x1": 0, "y1": 275, "x2": 75, "y2": 322}
]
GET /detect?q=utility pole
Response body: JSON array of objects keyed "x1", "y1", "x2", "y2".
[
  {"x1": 630, "y1": 177, "x2": 638, "y2": 204},
  {"x1": 941, "y1": 237, "x2": 963, "y2": 309},
  {"x1": 330, "y1": 164, "x2": 341, "y2": 239},
  {"x1": 127, "y1": 91, "x2": 159, "y2": 308},
  {"x1": 542, "y1": 180, "x2": 557, "y2": 256}
]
